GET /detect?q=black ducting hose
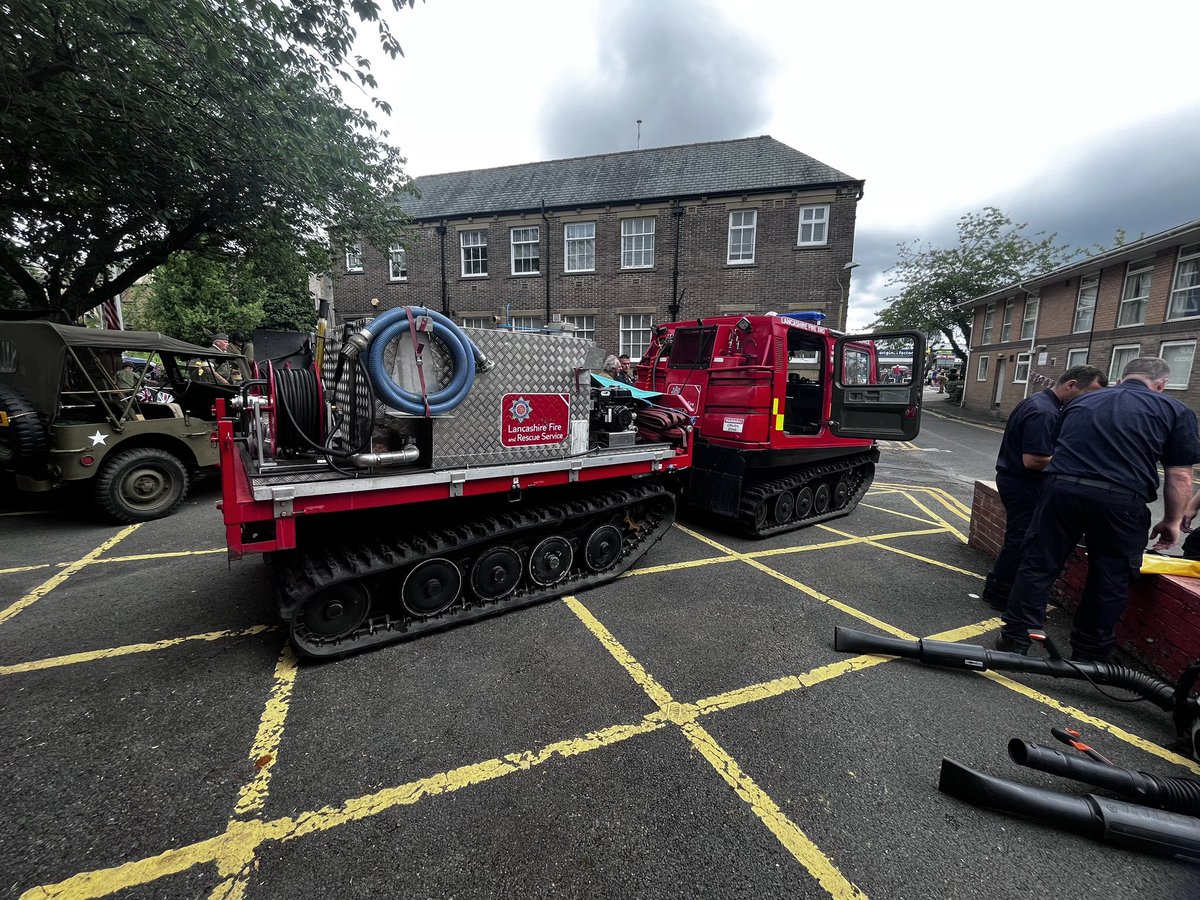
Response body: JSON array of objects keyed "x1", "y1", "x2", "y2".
[
  {"x1": 939, "y1": 758, "x2": 1200, "y2": 861},
  {"x1": 833, "y1": 626, "x2": 1180, "y2": 711},
  {"x1": 1009, "y1": 739, "x2": 1200, "y2": 817}
]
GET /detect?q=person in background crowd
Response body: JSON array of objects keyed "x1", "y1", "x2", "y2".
[
  {"x1": 980, "y1": 365, "x2": 1107, "y2": 611},
  {"x1": 618, "y1": 354, "x2": 634, "y2": 385},
  {"x1": 997, "y1": 357, "x2": 1200, "y2": 662},
  {"x1": 115, "y1": 361, "x2": 140, "y2": 391},
  {"x1": 229, "y1": 330, "x2": 254, "y2": 364}
]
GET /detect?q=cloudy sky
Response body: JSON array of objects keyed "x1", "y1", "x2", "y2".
[{"x1": 361, "y1": 0, "x2": 1200, "y2": 329}]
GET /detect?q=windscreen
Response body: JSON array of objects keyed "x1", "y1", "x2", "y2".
[{"x1": 669, "y1": 326, "x2": 717, "y2": 369}]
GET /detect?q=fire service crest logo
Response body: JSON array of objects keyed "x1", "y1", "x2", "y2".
[{"x1": 501, "y1": 393, "x2": 569, "y2": 447}]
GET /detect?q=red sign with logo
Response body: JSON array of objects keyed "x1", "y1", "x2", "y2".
[{"x1": 501, "y1": 393, "x2": 570, "y2": 447}]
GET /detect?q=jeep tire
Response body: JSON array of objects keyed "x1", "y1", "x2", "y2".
[
  {"x1": 95, "y1": 447, "x2": 190, "y2": 523},
  {"x1": 0, "y1": 384, "x2": 49, "y2": 474}
]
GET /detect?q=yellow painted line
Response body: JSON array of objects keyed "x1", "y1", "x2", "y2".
[
  {"x1": 621, "y1": 553, "x2": 737, "y2": 578},
  {"x1": 0, "y1": 524, "x2": 140, "y2": 626},
  {"x1": 564, "y1": 594, "x2": 866, "y2": 899},
  {"x1": 232, "y1": 645, "x2": 299, "y2": 817},
  {"x1": 681, "y1": 720, "x2": 867, "y2": 899},
  {"x1": 281, "y1": 717, "x2": 663, "y2": 842},
  {"x1": 982, "y1": 671, "x2": 1200, "y2": 776},
  {"x1": 922, "y1": 409, "x2": 1004, "y2": 433},
  {"x1": 674, "y1": 524, "x2": 915, "y2": 640},
  {"x1": 857, "y1": 502, "x2": 946, "y2": 527},
  {"x1": 0, "y1": 626, "x2": 277, "y2": 676},
  {"x1": 818, "y1": 525, "x2": 984, "y2": 580},
  {"x1": 896, "y1": 490, "x2": 966, "y2": 543},
  {"x1": 748, "y1": 528, "x2": 948, "y2": 559},
  {"x1": 927, "y1": 486, "x2": 972, "y2": 519},
  {"x1": 0, "y1": 563, "x2": 52, "y2": 576},
  {"x1": 84, "y1": 548, "x2": 226, "y2": 566},
  {"x1": 928, "y1": 617, "x2": 1002, "y2": 643}
]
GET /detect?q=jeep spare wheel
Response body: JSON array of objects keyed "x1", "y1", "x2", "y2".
[{"x1": 0, "y1": 385, "x2": 49, "y2": 474}]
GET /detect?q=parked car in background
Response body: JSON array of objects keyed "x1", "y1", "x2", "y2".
[{"x1": 0, "y1": 322, "x2": 247, "y2": 521}]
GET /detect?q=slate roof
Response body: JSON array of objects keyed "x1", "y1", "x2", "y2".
[{"x1": 396, "y1": 136, "x2": 859, "y2": 220}]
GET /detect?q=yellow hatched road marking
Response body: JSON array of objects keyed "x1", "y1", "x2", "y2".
[
  {"x1": 564, "y1": 595, "x2": 867, "y2": 900},
  {"x1": 818, "y1": 525, "x2": 984, "y2": 580},
  {"x1": 857, "y1": 502, "x2": 946, "y2": 527},
  {"x1": 84, "y1": 548, "x2": 226, "y2": 566},
  {"x1": 621, "y1": 554, "x2": 737, "y2": 577},
  {"x1": 927, "y1": 487, "x2": 972, "y2": 520},
  {"x1": 895, "y1": 490, "x2": 966, "y2": 543},
  {"x1": 0, "y1": 525, "x2": 140, "y2": 626},
  {"x1": 873, "y1": 482, "x2": 972, "y2": 522},
  {"x1": 674, "y1": 523, "x2": 915, "y2": 640},
  {"x1": 0, "y1": 563, "x2": 52, "y2": 576},
  {"x1": 0, "y1": 626, "x2": 276, "y2": 676}
]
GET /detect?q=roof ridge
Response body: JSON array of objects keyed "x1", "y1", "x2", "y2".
[{"x1": 412, "y1": 135, "x2": 781, "y2": 180}]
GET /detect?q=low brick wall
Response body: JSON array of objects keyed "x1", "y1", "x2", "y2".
[{"x1": 968, "y1": 479, "x2": 1200, "y2": 680}]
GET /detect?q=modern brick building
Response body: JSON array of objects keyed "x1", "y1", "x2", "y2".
[
  {"x1": 958, "y1": 218, "x2": 1200, "y2": 417},
  {"x1": 331, "y1": 136, "x2": 864, "y2": 358}
]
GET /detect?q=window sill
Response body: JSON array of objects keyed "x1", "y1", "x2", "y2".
[
  {"x1": 563, "y1": 270, "x2": 596, "y2": 276},
  {"x1": 387, "y1": 278, "x2": 408, "y2": 284},
  {"x1": 507, "y1": 273, "x2": 542, "y2": 279},
  {"x1": 1116, "y1": 321, "x2": 1145, "y2": 328},
  {"x1": 793, "y1": 244, "x2": 828, "y2": 250},
  {"x1": 459, "y1": 274, "x2": 489, "y2": 280},
  {"x1": 345, "y1": 269, "x2": 364, "y2": 275},
  {"x1": 619, "y1": 267, "x2": 656, "y2": 273},
  {"x1": 726, "y1": 262, "x2": 757, "y2": 269}
]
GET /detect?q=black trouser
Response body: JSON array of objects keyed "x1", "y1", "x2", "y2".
[
  {"x1": 982, "y1": 472, "x2": 1044, "y2": 609},
  {"x1": 1001, "y1": 478, "x2": 1148, "y2": 660}
]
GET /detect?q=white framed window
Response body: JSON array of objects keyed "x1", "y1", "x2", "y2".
[
  {"x1": 345, "y1": 241, "x2": 363, "y2": 273},
  {"x1": 621, "y1": 218, "x2": 655, "y2": 269},
  {"x1": 562, "y1": 314, "x2": 595, "y2": 341},
  {"x1": 510, "y1": 227, "x2": 540, "y2": 275},
  {"x1": 388, "y1": 244, "x2": 407, "y2": 281},
  {"x1": 461, "y1": 317, "x2": 490, "y2": 329},
  {"x1": 564, "y1": 222, "x2": 595, "y2": 273},
  {"x1": 1167, "y1": 244, "x2": 1200, "y2": 321},
  {"x1": 981, "y1": 303, "x2": 996, "y2": 344},
  {"x1": 797, "y1": 204, "x2": 829, "y2": 246},
  {"x1": 619, "y1": 313, "x2": 653, "y2": 359},
  {"x1": 1000, "y1": 300, "x2": 1014, "y2": 342},
  {"x1": 1073, "y1": 274, "x2": 1098, "y2": 333},
  {"x1": 510, "y1": 316, "x2": 540, "y2": 331},
  {"x1": 1013, "y1": 352, "x2": 1031, "y2": 383},
  {"x1": 1066, "y1": 348, "x2": 1089, "y2": 369},
  {"x1": 1109, "y1": 344, "x2": 1141, "y2": 383},
  {"x1": 1020, "y1": 297, "x2": 1039, "y2": 341},
  {"x1": 727, "y1": 209, "x2": 757, "y2": 264},
  {"x1": 460, "y1": 230, "x2": 488, "y2": 277},
  {"x1": 1160, "y1": 341, "x2": 1196, "y2": 390},
  {"x1": 1117, "y1": 258, "x2": 1153, "y2": 326},
  {"x1": 976, "y1": 355, "x2": 989, "y2": 381}
]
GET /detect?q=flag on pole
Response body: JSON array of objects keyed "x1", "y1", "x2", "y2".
[{"x1": 101, "y1": 295, "x2": 124, "y2": 331}]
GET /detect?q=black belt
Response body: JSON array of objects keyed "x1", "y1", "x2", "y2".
[{"x1": 1051, "y1": 474, "x2": 1147, "y2": 501}]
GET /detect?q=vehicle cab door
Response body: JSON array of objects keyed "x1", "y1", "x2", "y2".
[{"x1": 829, "y1": 330, "x2": 925, "y2": 440}]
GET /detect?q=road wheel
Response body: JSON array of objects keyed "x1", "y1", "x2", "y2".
[
  {"x1": 833, "y1": 478, "x2": 851, "y2": 510},
  {"x1": 794, "y1": 486, "x2": 814, "y2": 519},
  {"x1": 469, "y1": 546, "x2": 523, "y2": 601},
  {"x1": 773, "y1": 491, "x2": 795, "y2": 524},
  {"x1": 813, "y1": 482, "x2": 831, "y2": 515},
  {"x1": 298, "y1": 583, "x2": 369, "y2": 641},
  {"x1": 402, "y1": 558, "x2": 462, "y2": 616},
  {"x1": 528, "y1": 536, "x2": 574, "y2": 586},
  {"x1": 94, "y1": 447, "x2": 190, "y2": 522},
  {"x1": 0, "y1": 385, "x2": 48, "y2": 474},
  {"x1": 583, "y1": 525, "x2": 623, "y2": 572}
]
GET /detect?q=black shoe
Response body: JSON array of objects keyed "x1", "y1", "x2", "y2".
[{"x1": 994, "y1": 636, "x2": 1030, "y2": 655}]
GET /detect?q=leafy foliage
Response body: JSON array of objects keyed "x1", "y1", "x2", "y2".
[
  {"x1": 0, "y1": 0, "x2": 413, "y2": 322},
  {"x1": 873, "y1": 208, "x2": 1078, "y2": 363}
]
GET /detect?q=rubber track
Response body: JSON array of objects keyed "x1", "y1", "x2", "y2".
[
  {"x1": 735, "y1": 451, "x2": 877, "y2": 538},
  {"x1": 276, "y1": 482, "x2": 675, "y2": 658}
]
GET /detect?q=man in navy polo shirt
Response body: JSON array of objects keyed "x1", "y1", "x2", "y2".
[
  {"x1": 980, "y1": 365, "x2": 1107, "y2": 611},
  {"x1": 998, "y1": 357, "x2": 1200, "y2": 661}
]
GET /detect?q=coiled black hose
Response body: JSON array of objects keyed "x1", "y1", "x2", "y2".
[{"x1": 273, "y1": 367, "x2": 322, "y2": 456}]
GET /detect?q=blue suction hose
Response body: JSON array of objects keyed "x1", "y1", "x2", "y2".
[{"x1": 358, "y1": 307, "x2": 490, "y2": 415}]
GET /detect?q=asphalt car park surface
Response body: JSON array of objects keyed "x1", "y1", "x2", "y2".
[{"x1": 3, "y1": 457, "x2": 1200, "y2": 900}]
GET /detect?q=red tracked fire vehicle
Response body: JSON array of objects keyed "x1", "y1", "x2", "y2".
[{"x1": 217, "y1": 308, "x2": 922, "y2": 658}]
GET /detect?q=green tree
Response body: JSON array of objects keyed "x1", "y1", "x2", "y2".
[
  {"x1": 873, "y1": 208, "x2": 1077, "y2": 365},
  {"x1": 138, "y1": 253, "x2": 264, "y2": 346},
  {"x1": 0, "y1": 0, "x2": 413, "y2": 322}
]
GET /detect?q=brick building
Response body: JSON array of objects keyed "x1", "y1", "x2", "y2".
[
  {"x1": 958, "y1": 218, "x2": 1200, "y2": 417},
  {"x1": 331, "y1": 136, "x2": 864, "y2": 358}
]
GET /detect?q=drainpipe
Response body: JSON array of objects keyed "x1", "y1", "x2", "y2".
[
  {"x1": 436, "y1": 223, "x2": 448, "y2": 316},
  {"x1": 670, "y1": 203, "x2": 684, "y2": 321},
  {"x1": 541, "y1": 201, "x2": 552, "y2": 325},
  {"x1": 1020, "y1": 282, "x2": 1040, "y2": 401}
]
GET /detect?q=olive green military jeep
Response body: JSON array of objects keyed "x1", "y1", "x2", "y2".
[{"x1": 0, "y1": 322, "x2": 247, "y2": 522}]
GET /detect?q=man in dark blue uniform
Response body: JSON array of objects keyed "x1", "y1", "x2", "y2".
[
  {"x1": 998, "y1": 357, "x2": 1200, "y2": 661},
  {"x1": 980, "y1": 365, "x2": 1107, "y2": 610}
]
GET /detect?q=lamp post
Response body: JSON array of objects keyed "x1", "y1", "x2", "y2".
[{"x1": 837, "y1": 261, "x2": 860, "y2": 331}]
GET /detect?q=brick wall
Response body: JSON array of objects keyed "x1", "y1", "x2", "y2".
[
  {"x1": 969, "y1": 478, "x2": 1200, "y2": 679},
  {"x1": 331, "y1": 188, "x2": 860, "y2": 355}
]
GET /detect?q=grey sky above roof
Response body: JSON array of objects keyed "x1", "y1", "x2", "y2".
[{"x1": 396, "y1": 136, "x2": 858, "y2": 220}]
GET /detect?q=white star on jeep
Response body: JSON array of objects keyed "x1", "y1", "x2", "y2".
[{"x1": 88, "y1": 430, "x2": 108, "y2": 447}]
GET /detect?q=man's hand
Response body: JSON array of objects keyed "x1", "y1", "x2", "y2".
[{"x1": 1150, "y1": 520, "x2": 1182, "y2": 551}]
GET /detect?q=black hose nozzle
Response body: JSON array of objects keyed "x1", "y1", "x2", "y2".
[
  {"x1": 939, "y1": 758, "x2": 1200, "y2": 862},
  {"x1": 1009, "y1": 739, "x2": 1200, "y2": 817}
]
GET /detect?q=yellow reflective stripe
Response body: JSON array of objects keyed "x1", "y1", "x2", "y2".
[{"x1": 776, "y1": 414, "x2": 785, "y2": 431}]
